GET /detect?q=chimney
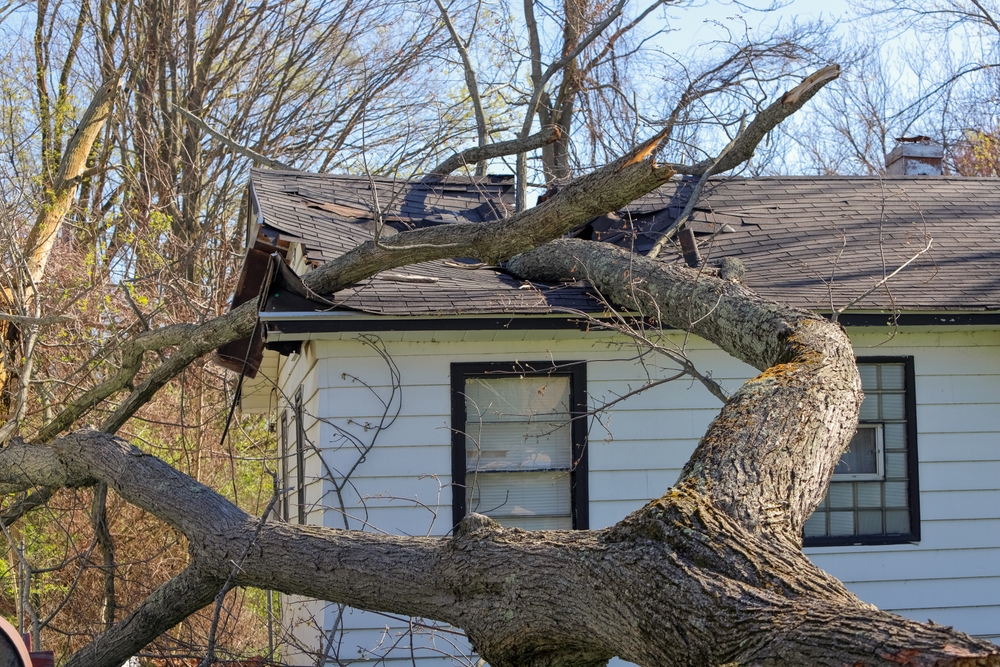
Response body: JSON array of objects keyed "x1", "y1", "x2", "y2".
[{"x1": 885, "y1": 136, "x2": 943, "y2": 176}]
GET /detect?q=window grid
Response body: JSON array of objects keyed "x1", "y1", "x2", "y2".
[{"x1": 804, "y1": 358, "x2": 920, "y2": 546}]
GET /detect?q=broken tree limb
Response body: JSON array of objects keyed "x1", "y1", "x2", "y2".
[
  {"x1": 661, "y1": 64, "x2": 841, "y2": 176},
  {"x1": 24, "y1": 72, "x2": 124, "y2": 285}
]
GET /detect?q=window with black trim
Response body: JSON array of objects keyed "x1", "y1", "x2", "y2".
[
  {"x1": 280, "y1": 412, "x2": 290, "y2": 521},
  {"x1": 804, "y1": 357, "x2": 920, "y2": 546},
  {"x1": 293, "y1": 387, "x2": 306, "y2": 525},
  {"x1": 451, "y1": 362, "x2": 588, "y2": 531}
]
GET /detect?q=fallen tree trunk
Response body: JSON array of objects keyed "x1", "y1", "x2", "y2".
[
  {"x1": 3, "y1": 255, "x2": 999, "y2": 667},
  {"x1": 5, "y1": 64, "x2": 998, "y2": 667}
]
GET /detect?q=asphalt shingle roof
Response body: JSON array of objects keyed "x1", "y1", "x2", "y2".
[{"x1": 247, "y1": 170, "x2": 1000, "y2": 317}]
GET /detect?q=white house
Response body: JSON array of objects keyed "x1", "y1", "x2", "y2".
[{"x1": 220, "y1": 164, "x2": 1000, "y2": 666}]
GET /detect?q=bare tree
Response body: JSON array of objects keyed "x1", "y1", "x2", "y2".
[
  {"x1": 790, "y1": 0, "x2": 1000, "y2": 175},
  {"x1": 2, "y1": 62, "x2": 1000, "y2": 667}
]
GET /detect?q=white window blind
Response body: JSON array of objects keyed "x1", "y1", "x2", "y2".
[{"x1": 464, "y1": 376, "x2": 574, "y2": 529}]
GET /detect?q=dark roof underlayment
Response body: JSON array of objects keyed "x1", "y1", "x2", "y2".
[{"x1": 219, "y1": 169, "x2": 1000, "y2": 374}]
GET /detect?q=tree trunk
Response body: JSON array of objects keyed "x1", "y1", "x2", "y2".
[
  {"x1": 23, "y1": 74, "x2": 122, "y2": 285},
  {"x1": 6, "y1": 65, "x2": 995, "y2": 667},
  {"x1": 3, "y1": 245, "x2": 998, "y2": 666}
]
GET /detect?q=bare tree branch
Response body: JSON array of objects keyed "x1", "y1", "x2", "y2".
[
  {"x1": 428, "y1": 127, "x2": 560, "y2": 177},
  {"x1": 171, "y1": 103, "x2": 294, "y2": 171},
  {"x1": 432, "y1": 0, "x2": 488, "y2": 175}
]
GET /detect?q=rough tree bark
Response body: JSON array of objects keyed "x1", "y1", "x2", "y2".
[{"x1": 2, "y1": 66, "x2": 999, "y2": 667}]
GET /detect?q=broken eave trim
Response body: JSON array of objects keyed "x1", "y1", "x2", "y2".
[{"x1": 256, "y1": 308, "x2": 1000, "y2": 336}]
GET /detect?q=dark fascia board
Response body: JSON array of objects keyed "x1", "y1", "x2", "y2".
[
  {"x1": 831, "y1": 312, "x2": 1000, "y2": 327},
  {"x1": 264, "y1": 314, "x2": 599, "y2": 334},
  {"x1": 260, "y1": 309, "x2": 1000, "y2": 335}
]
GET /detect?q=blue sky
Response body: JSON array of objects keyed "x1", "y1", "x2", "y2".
[{"x1": 665, "y1": 0, "x2": 852, "y2": 52}]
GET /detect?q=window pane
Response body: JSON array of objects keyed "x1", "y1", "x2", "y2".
[
  {"x1": 464, "y1": 376, "x2": 571, "y2": 422},
  {"x1": 884, "y1": 424, "x2": 906, "y2": 450},
  {"x1": 857, "y1": 482, "x2": 882, "y2": 508},
  {"x1": 858, "y1": 365, "x2": 878, "y2": 391},
  {"x1": 880, "y1": 365, "x2": 905, "y2": 390},
  {"x1": 885, "y1": 510, "x2": 910, "y2": 533},
  {"x1": 803, "y1": 512, "x2": 827, "y2": 537},
  {"x1": 466, "y1": 422, "x2": 572, "y2": 471},
  {"x1": 829, "y1": 484, "x2": 854, "y2": 508},
  {"x1": 885, "y1": 452, "x2": 907, "y2": 479},
  {"x1": 882, "y1": 393, "x2": 905, "y2": 420},
  {"x1": 859, "y1": 395, "x2": 879, "y2": 420},
  {"x1": 830, "y1": 512, "x2": 855, "y2": 535},
  {"x1": 858, "y1": 510, "x2": 883, "y2": 535},
  {"x1": 885, "y1": 482, "x2": 908, "y2": 507},
  {"x1": 466, "y1": 471, "x2": 571, "y2": 520},
  {"x1": 835, "y1": 428, "x2": 879, "y2": 475}
]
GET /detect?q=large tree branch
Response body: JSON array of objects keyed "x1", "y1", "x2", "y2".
[
  {"x1": 38, "y1": 67, "x2": 839, "y2": 440},
  {"x1": 4, "y1": 420, "x2": 998, "y2": 667},
  {"x1": 508, "y1": 238, "x2": 860, "y2": 542},
  {"x1": 24, "y1": 72, "x2": 123, "y2": 284}
]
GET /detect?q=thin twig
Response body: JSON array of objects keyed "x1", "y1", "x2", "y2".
[{"x1": 832, "y1": 239, "x2": 934, "y2": 321}]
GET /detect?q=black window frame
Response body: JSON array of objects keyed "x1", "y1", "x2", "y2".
[
  {"x1": 451, "y1": 361, "x2": 589, "y2": 531},
  {"x1": 293, "y1": 387, "x2": 306, "y2": 525},
  {"x1": 280, "y1": 411, "x2": 290, "y2": 521},
  {"x1": 804, "y1": 356, "x2": 921, "y2": 547}
]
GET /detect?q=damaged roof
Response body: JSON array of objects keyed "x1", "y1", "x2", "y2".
[
  {"x1": 247, "y1": 169, "x2": 603, "y2": 317},
  {"x1": 244, "y1": 169, "x2": 1000, "y2": 319}
]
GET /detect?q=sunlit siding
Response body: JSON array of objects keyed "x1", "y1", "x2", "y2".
[{"x1": 275, "y1": 325, "x2": 999, "y2": 664}]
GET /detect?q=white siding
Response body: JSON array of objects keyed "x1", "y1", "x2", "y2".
[
  {"x1": 240, "y1": 349, "x2": 279, "y2": 413},
  {"x1": 275, "y1": 325, "x2": 1000, "y2": 663}
]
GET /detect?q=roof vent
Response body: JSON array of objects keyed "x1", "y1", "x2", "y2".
[{"x1": 885, "y1": 136, "x2": 943, "y2": 176}]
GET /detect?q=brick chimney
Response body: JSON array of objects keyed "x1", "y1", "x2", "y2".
[{"x1": 885, "y1": 136, "x2": 943, "y2": 175}]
